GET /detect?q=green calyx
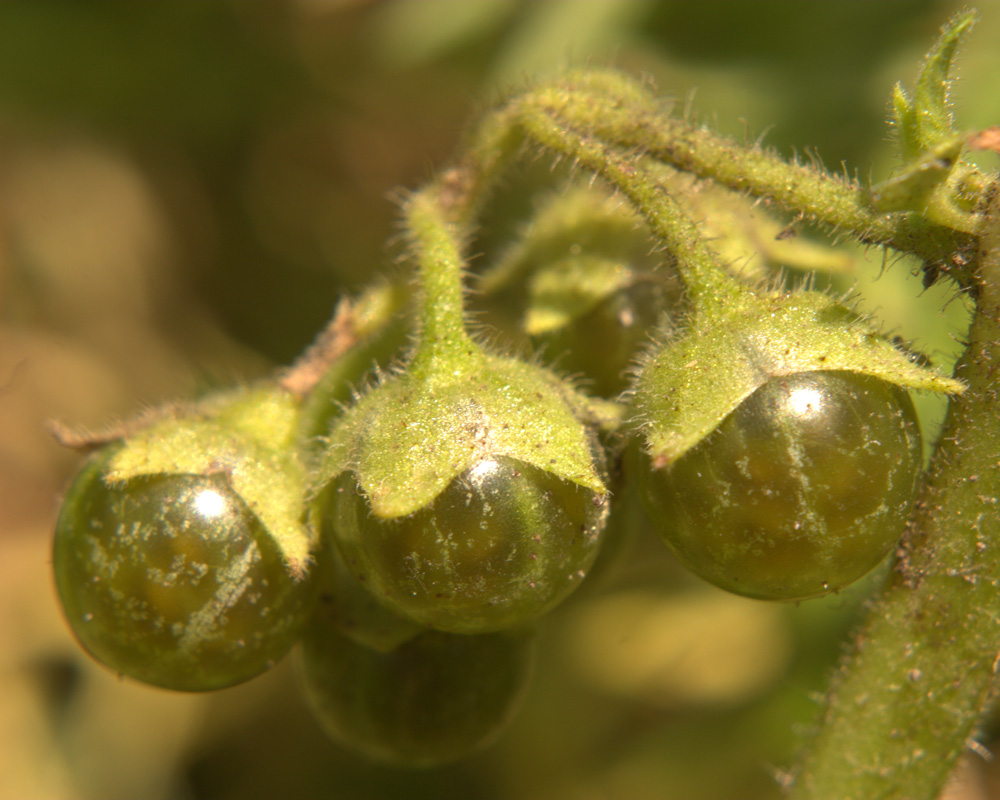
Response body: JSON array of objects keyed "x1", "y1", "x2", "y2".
[
  {"x1": 478, "y1": 184, "x2": 664, "y2": 331},
  {"x1": 104, "y1": 384, "x2": 314, "y2": 575},
  {"x1": 314, "y1": 352, "x2": 607, "y2": 520},
  {"x1": 507, "y1": 184, "x2": 672, "y2": 337},
  {"x1": 631, "y1": 286, "x2": 965, "y2": 469},
  {"x1": 312, "y1": 183, "x2": 608, "y2": 519}
]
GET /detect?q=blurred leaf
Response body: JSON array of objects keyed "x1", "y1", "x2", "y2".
[
  {"x1": 491, "y1": 0, "x2": 655, "y2": 79},
  {"x1": 370, "y1": 0, "x2": 517, "y2": 67},
  {"x1": 563, "y1": 588, "x2": 792, "y2": 707},
  {"x1": 0, "y1": 0, "x2": 304, "y2": 149}
]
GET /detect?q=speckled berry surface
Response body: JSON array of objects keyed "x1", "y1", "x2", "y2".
[
  {"x1": 53, "y1": 450, "x2": 315, "y2": 691},
  {"x1": 637, "y1": 371, "x2": 923, "y2": 600},
  {"x1": 327, "y1": 455, "x2": 607, "y2": 633}
]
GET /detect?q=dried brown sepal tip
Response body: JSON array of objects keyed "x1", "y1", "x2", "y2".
[
  {"x1": 278, "y1": 299, "x2": 359, "y2": 398},
  {"x1": 47, "y1": 403, "x2": 183, "y2": 452},
  {"x1": 968, "y1": 127, "x2": 1000, "y2": 155}
]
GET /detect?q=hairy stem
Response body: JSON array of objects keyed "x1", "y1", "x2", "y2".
[
  {"x1": 787, "y1": 184, "x2": 1000, "y2": 799},
  {"x1": 516, "y1": 108, "x2": 740, "y2": 305},
  {"x1": 540, "y1": 74, "x2": 977, "y2": 266},
  {"x1": 455, "y1": 73, "x2": 976, "y2": 281},
  {"x1": 403, "y1": 187, "x2": 481, "y2": 377}
]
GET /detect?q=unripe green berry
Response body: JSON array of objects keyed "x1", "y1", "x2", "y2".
[
  {"x1": 300, "y1": 625, "x2": 533, "y2": 767},
  {"x1": 532, "y1": 277, "x2": 675, "y2": 397},
  {"x1": 635, "y1": 370, "x2": 923, "y2": 600},
  {"x1": 53, "y1": 448, "x2": 315, "y2": 691},
  {"x1": 52, "y1": 385, "x2": 317, "y2": 691},
  {"x1": 328, "y1": 454, "x2": 606, "y2": 633}
]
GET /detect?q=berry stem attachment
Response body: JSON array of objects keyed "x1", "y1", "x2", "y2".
[{"x1": 404, "y1": 186, "x2": 484, "y2": 379}]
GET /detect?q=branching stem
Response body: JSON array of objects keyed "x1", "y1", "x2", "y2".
[
  {"x1": 452, "y1": 73, "x2": 977, "y2": 284},
  {"x1": 516, "y1": 107, "x2": 741, "y2": 306}
]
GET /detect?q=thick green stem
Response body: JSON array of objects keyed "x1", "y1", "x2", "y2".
[{"x1": 787, "y1": 185, "x2": 1000, "y2": 799}]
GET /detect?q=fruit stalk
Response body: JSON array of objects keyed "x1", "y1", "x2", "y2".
[
  {"x1": 516, "y1": 107, "x2": 738, "y2": 306},
  {"x1": 403, "y1": 186, "x2": 480, "y2": 376},
  {"x1": 449, "y1": 71, "x2": 975, "y2": 274}
]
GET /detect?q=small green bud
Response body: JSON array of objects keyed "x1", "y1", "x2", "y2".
[
  {"x1": 892, "y1": 9, "x2": 977, "y2": 161},
  {"x1": 882, "y1": 9, "x2": 985, "y2": 234},
  {"x1": 870, "y1": 135, "x2": 965, "y2": 214}
]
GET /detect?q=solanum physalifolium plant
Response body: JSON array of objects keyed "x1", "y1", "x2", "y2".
[{"x1": 48, "y1": 9, "x2": 1000, "y2": 797}]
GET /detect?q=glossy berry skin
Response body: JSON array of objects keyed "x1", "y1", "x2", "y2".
[
  {"x1": 327, "y1": 455, "x2": 607, "y2": 634},
  {"x1": 636, "y1": 371, "x2": 922, "y2": 601},
  {"x1": 300, "y1": 625, "x2": 533, "y2": 767},
  {"x1": 53, "y1": 450, "x2": 315, "y2": 691}
]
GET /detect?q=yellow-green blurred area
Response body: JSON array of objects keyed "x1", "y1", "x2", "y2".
[{"x1": 3, "y1": 1, "x2": 1000, "y2": 798}]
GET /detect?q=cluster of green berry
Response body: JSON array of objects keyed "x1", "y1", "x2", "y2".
[{"x1": 51, "y1": 50, "x2": 972, "y2": 766}]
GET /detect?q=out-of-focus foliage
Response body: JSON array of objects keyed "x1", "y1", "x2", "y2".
[{"x1": 1, "y1": 2, "x2": 998, "y2": 799}]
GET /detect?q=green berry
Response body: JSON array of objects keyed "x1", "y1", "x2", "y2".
[
  {"x1": 53, "y1": 448, "x2": 315, "y2": 691},
  {"x1": 635, "y1": 371, "x2": 923, "y2": 600},
  {"x1": 300, "y1": 625, "x2": 534, "y2": 767},
  {"x1": 533, "y1": 277, "x2": 675, "y2": 397},
  {"x1": 328, "y1": 454, "x2": 606, "y2": 633}
]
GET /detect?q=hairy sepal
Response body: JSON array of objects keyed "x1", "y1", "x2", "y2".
[
  {"x1": 632, "y1": 288, "x2": 964, "y2": 468},
  {"x1": 316, "y1": 354, "x2": 607, "y2": 519},
  {"x1": 105, "y1": 385, "x2": 314, "y2": 575}
]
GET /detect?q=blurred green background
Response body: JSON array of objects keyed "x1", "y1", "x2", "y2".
[{"x1": 2, "y1": 2, "x2": 998, "y2": 799}]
